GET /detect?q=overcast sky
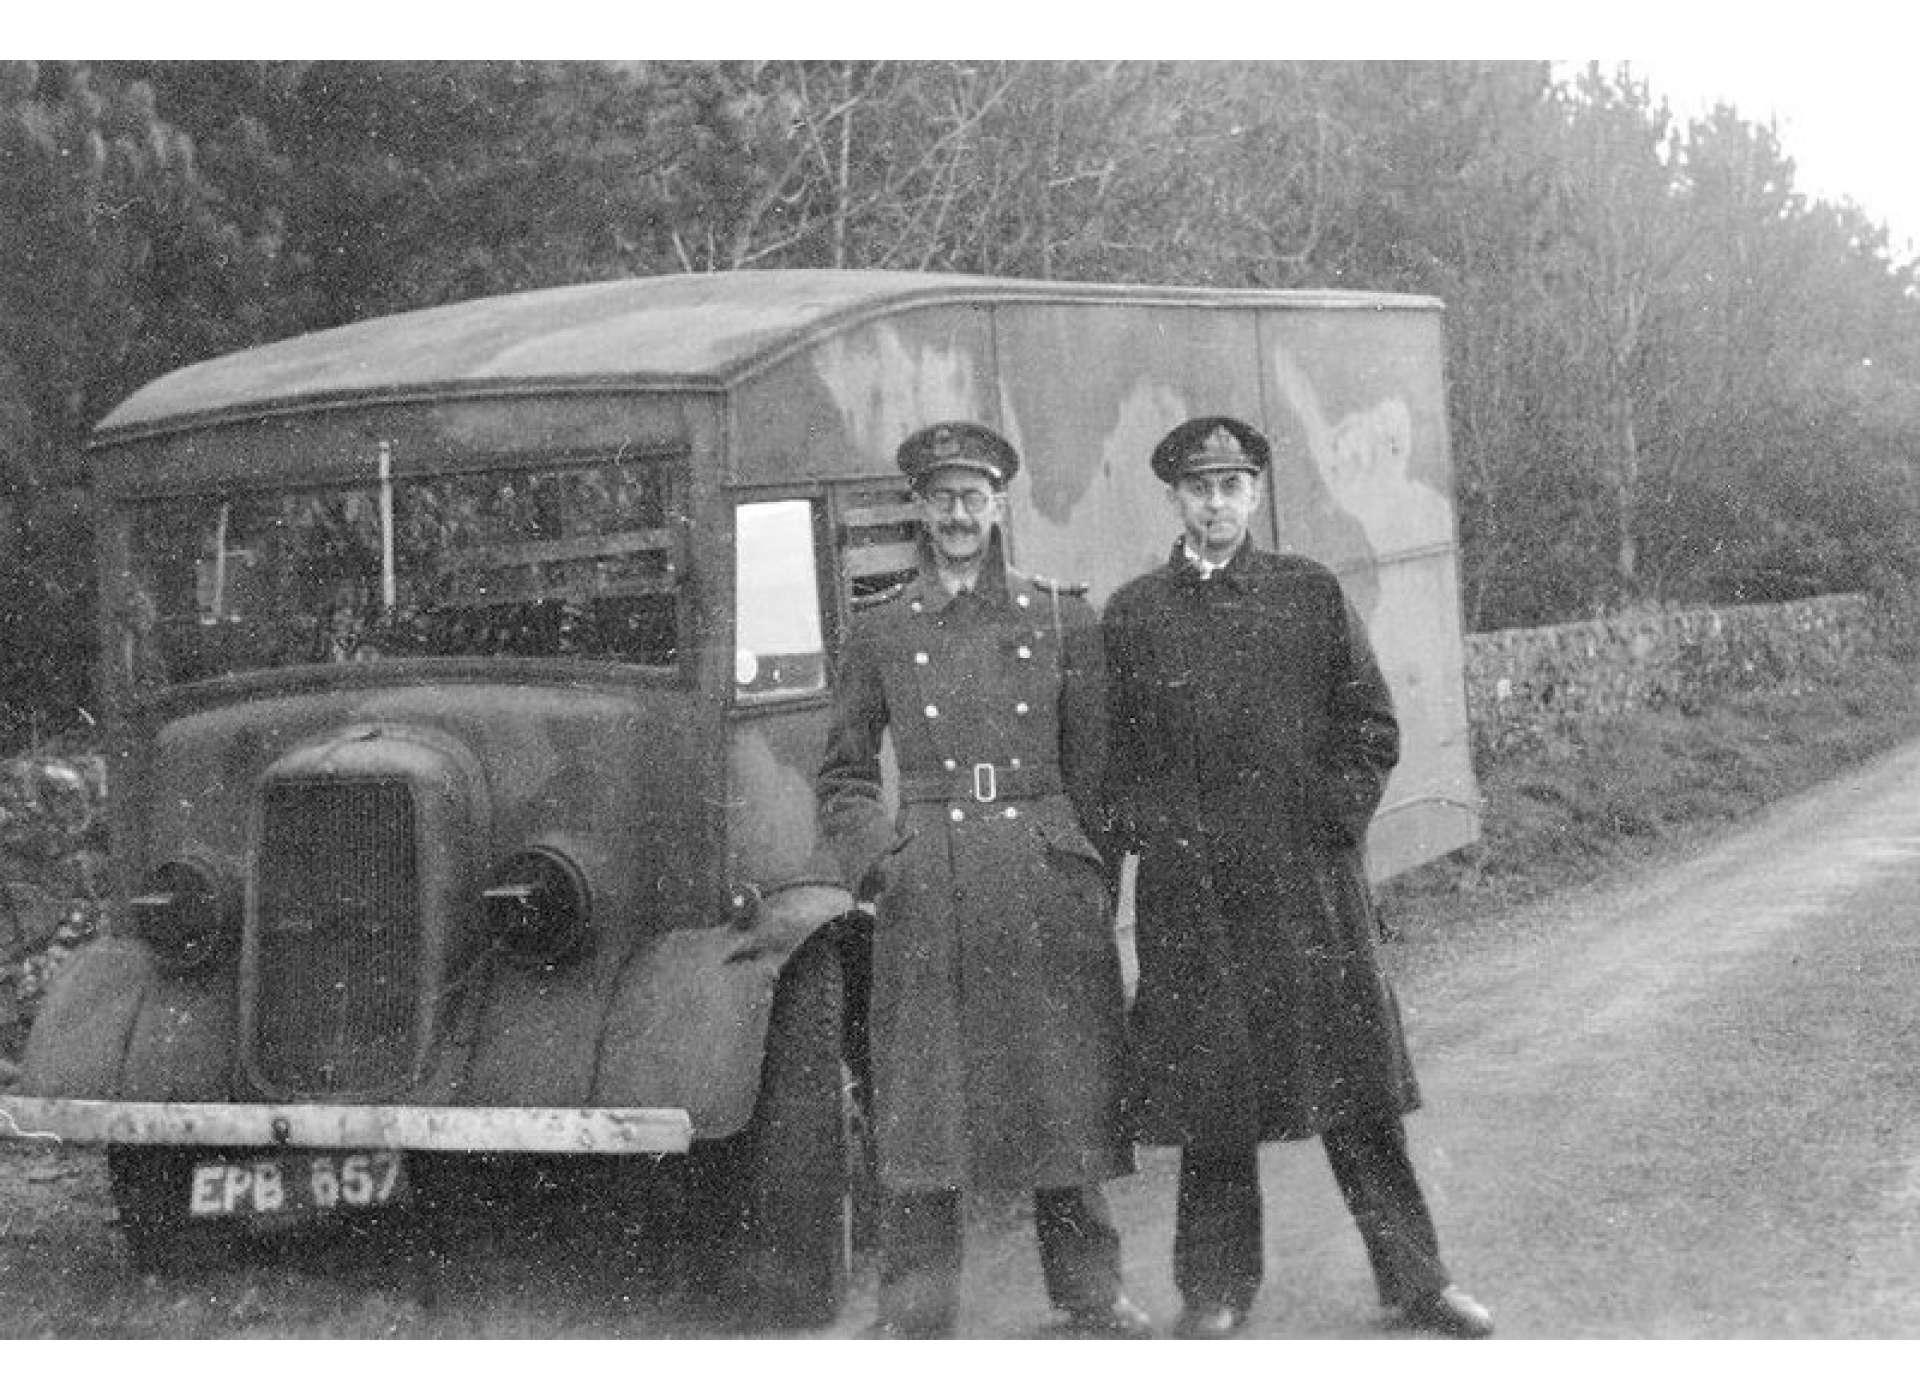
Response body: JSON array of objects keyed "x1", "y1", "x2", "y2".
[{"x1": 1620, "y1": 54, "x2": 1919, "y2": 258}]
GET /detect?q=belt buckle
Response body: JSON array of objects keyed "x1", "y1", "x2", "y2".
[{"x1": 972, "y1": 762, "x2": 997, "y2": 803}]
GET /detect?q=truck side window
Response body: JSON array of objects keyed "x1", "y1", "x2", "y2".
[
  {"x1": 733, "y1": 499, "x2": 826, "y2": 701},
  {"x1": 838, "y1": 482, "x2": 919, "y2": 602}
]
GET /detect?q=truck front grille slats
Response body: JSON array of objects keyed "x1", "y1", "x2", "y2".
[{"x1": 254, "y1": 781, "x2": 420, "y2": 1096}]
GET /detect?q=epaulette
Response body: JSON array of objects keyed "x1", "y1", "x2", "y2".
[
  {"x1": 1026, "y1": 574, "x2": 1090, "y2": 597},
  {"x1": 851, "y1": 580, "x2": 909, "y2": 611}
]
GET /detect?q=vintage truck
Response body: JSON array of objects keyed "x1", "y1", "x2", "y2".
[{"x1": 0, "y1": 269, "x2": 1479, "y2": 1324}]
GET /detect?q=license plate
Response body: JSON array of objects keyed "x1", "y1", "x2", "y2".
[{"x1": 187, "y1": 1150, "x2": 409, "y2": 1219}]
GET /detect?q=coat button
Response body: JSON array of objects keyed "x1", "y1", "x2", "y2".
[
  {"x1": 924, "y1": 704, "x2": 939, "y2": 718},
  {"x1": 949, "y1": 808, "x2": 966, "y2": 823},
  {"x1": 942, "y1": 758, "x2": 958, "y2": 771},
  {"x1": 1014, "y1": 701, "x2": 1030, "y2": 716},
  {"x1": 914, "y1": 651, "x2": 930, "y2": 665}
]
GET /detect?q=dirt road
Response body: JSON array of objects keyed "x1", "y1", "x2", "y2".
[
  {"x1": 9, "y1": 738, "x2": 1920, "y2": 1338},
  {"x1": 886, "y1": 733, "x2": 1920, "y2": 1339}
]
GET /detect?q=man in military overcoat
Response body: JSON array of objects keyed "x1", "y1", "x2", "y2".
[
  {"x1": 1101, "y1": 415, "x2": 1493, "y2": 1340},
  {"x1": 817, "y1": 421, "x2": 1149, "y2": 1340}
]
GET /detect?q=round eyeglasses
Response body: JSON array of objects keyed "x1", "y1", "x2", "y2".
[{"x1": 921, "y1": 487, "x2": 997, "y2": 515}]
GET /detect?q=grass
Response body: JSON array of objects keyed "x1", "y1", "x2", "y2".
[{"x1": 1378, "y1": 655, "x2": 1920, "y2": 944}]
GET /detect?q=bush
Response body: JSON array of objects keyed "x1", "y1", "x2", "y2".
[{"x1": 0, "y1": 751, "x2": 109, "y2": 1067}]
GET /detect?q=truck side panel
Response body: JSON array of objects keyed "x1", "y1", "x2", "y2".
[
  {"x1": 733, "y1": 296, "x2": 1478, "y2": 880},
  {"x1": 1257, "y1": 310, "x2": 1475, "y2": 876}
]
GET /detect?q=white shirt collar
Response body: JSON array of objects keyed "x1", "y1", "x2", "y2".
[{"x1": 1182, "y1": 540, "x2": 1223, "y2": 578}]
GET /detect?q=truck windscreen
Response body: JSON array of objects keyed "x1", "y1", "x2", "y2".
[{"x1": 122, "y1": 457, "x2": 683, "y2": 687}]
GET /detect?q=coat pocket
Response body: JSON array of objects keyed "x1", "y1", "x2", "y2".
[
  {"x1": 861, "y1": 825, "x2": 919, "y2": 901},
  {"x1": 1034, "y1": 808, "x2": 1105, "y2": 869},
  {"x1": 1030, "y1": 811, "x2": 1122, "y2": 974},
  {"x1": 1034, "y1": 810, "x2": 1111, "y2": 922}
]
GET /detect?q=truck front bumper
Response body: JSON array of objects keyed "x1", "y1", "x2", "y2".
[{"x1": 0, "y1": 1095, "x2": 692, "y2": 1154}]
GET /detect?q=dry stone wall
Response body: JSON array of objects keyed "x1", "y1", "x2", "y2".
[{"x1": 1465, "y1": 592, "x2": 1882, "y2": 760}]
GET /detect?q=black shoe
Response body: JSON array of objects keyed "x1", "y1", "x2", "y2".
[
  {"x1": 1061, "y1": 1294, "x2": 1154, "y2": 1339},
  {"x1": 1173, "y1": 1302, "x2": 1247, "y2": 1339},
  {"x1": 1391, "y1": 1285, "x2": 1494, "y2": 1339}
]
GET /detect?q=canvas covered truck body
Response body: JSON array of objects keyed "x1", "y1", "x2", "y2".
[{"x1": 2, "y1": 269, "x2": 1478, "y2": 1305}]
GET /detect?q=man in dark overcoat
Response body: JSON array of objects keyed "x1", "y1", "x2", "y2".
[
  {"x1": 1100, "y1": 415, "x2": 1493, "y2": 1340},
  {"x1": 817, "y1": 420, "x2": 1150, "y2": 1340}
]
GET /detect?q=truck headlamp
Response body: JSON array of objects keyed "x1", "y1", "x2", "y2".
[
  {"x1": 130, "y1": 857, "x2": 240, "y2": 970},
  {"x1": 484, "y1": 846, "x2": 592, "y2": 969}
]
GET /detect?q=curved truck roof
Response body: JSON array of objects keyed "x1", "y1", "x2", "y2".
[{"x1": 94, "y1": 268, "x2": 1439, "y2": 444}]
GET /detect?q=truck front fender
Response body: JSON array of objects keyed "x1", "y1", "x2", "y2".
[
  {"x1": 21, "y1": 937, "x2": 233, "y2": 1102},
  {"x1": 592, "y1": 882, "x2": 853, "y2": 1139}
]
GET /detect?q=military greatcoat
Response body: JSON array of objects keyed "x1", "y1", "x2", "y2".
[
  {"x1": 1102, "y1": 538, "x2": 1421, "y2": 1148},
  {"x1": 817, "y1": 539, "x2": 1133, "y2": 1192}
]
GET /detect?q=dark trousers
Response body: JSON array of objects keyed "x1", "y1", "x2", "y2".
[
  {"x1": 1174, "y1": 1116, "x2": 1450, "y2": 1312},
  {"x1": 876, "y1": 1185, "x2": 1124, "y2": 1335}
]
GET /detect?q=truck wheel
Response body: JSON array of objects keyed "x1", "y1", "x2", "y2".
[
  {"x1": 700, "y1": 935, "x2": 855, "y2": 1329},
  {"x1": 106, "y1": 1146, "x2": 240, "y2": 1274}
]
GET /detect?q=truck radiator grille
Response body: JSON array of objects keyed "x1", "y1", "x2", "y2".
[{"x1": 253, "y1": 781, "x2": 420, "y2": 1096}]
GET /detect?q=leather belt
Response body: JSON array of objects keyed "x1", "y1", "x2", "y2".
[{"x1": 898, "y1": 761, "x2": 1064, "y2": 805}]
